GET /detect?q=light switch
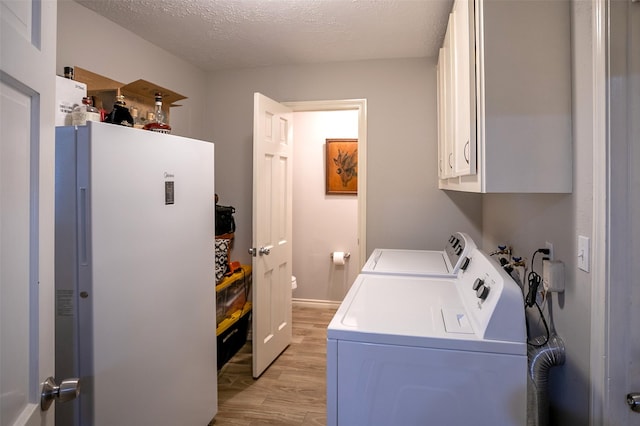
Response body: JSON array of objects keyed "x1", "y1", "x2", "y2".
[{"x1": 578, "y1": 235, "x2": 590, "y2": 272}]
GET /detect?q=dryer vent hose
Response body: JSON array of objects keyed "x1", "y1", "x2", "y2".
[{"x1": 527, "y1": 334, "x2": 566, "y2": 426}]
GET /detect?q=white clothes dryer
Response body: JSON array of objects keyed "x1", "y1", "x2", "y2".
[
  {"x1": 361, "y1": 232, "x2": 476, "y2": 278},
  {"x1": 327, "y1": 248, "x2": 527, "y2": 426}
]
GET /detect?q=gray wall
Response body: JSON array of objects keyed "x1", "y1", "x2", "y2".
[
  {"x1": 482, "y1": 3, "x2": 594, "y2": 423},
  {"x1": 207, "y1": 59, "x2": 483, "y2": 266},
  {"x1": 292, "y1": 110, "x2": 360, "y2": 302}
]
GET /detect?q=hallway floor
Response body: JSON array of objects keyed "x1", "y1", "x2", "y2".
[{"x1": 211, "y1": 304, "x2": 338, "y2": 425}]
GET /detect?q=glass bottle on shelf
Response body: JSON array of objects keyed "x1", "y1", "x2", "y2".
[
  {"x1": 71, "y1": 96, "x2": 101, "y2": 125},
  {"x1": 103, "y1": 94, "x2": 134, "y2": 127},
  {"x1": 64, "y1": 66, "x2": 74, "y2": 80},
  {"x1": 129, "y1": 106, "x2": 145, "y2": 129},
  {"x1": 143, "y1": 92, "x2": 171, "y2": 134}
]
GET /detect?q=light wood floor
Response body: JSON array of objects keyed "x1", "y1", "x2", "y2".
[{"x1": 211, "y1": 304, "x2": 338, "y2": 426}]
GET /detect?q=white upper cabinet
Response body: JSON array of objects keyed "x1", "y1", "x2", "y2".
[
  {"x1": 437, "y1": 0, "x2": 572, "y2": 193},
  {"x1": 452, "y1": 0, "x2": 476, "y2": 178},
  {"x1": 437, "y1": 13, "x2": 455, "y2": 179}
]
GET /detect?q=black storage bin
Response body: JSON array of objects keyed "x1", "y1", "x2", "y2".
[{"x1": 217, "y1": 308, "x2": 251, "y2": 370}]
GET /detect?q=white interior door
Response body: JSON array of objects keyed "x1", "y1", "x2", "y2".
[
  {"x1": 1, "y1": 0, "x2": 58, "y2": 425},
  {"x1": 603, "y1": 0, "x2": 640, "y2": 423},
  {"x1": 628, "y1": 2, "x2": 640, "y2": 417},
  {"x1": 252, "y1": 93, "x2": 293, "y2": 378},
  {"x1": 611, "y1": 0, "x2": 640, "y2": 422}
]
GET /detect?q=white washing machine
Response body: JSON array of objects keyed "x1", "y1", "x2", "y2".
[
  {"x1": 327, "y1": 248, "x2": 527, "y2": 426},
  {"x1": 360, "y1": 232, "x2": 476, "y2": 277}
]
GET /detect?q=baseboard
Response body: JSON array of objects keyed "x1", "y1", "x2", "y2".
[{"x1": 292, "y1": 298, "x2": 341, "y2": 309}]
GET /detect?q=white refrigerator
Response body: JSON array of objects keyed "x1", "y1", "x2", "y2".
[{"x1": 55, "y1": 121, "x2": 217, "y2": 425}]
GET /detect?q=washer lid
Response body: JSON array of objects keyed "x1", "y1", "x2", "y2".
[
  {"x1": 360, "y1": 249, "x2": 452, "y2": 277},
  {"x1": 328, "y1": 274, "x2": 525, "y2": 355}
]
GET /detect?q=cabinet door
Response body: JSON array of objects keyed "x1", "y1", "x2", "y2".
[
  {"x1": 437, "y1": 47, "x2": 449, "y2": 179},
  {"x1": 438, "y1": 13, "x2": 455, "y2": 179},
  {"x1": 437, "y1": 49, "x2": 444, "y2": 178},
  {"x1": 452, "y1": 0, "x2": 476, "y2": 177}
]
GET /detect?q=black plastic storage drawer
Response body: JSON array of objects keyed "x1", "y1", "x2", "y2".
[{"x1": 217, "y1": 308, "x2": 251, "y2": 370}]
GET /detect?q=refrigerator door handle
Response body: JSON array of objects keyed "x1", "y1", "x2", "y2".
[{"x1": 79, "y1": 187, "x2": 89, "y2": 265}]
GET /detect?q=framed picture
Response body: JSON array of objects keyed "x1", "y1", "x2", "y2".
[{"x1": 326, "y1": 139, "x2": 358, "y2": 195}]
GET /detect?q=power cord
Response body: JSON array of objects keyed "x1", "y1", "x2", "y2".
[
  {"x1": 527, "y1": 302, "x2": 550, "y2": 347},
  {"x1": 525, "y1": 248, "x2": 550, "y2": 347},
  {"x1": 525, "y1": 270, "x2": 541, "y2": 307}
]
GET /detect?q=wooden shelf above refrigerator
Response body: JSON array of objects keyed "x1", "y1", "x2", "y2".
[{"x1": 73, "y1": 66, "x2": 186, "y2": 121}]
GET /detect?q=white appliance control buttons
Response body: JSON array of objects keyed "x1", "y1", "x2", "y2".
[
  {"x1": 476, "y1": 284, "x2": 490, "y2": 300},
  {"x1": 460, "y1": 257, "x2": 471, "y2": 271},
  {"x1": 472, "y1": 278, "x2": 484, "y2": 290}
]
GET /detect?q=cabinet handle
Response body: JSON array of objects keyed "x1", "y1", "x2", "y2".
[
  {"x1": 464, "y1": 141, "x2": 470, "y2": 164},
  {"x1": 448, "y1": 153, "x2": 453, "y2": 168}
]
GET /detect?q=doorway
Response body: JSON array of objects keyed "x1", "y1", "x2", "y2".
[{"x1": 284, "y1": 99, "x2": 367, "y2": 305}]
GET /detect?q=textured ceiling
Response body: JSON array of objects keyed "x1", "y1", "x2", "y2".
[{"x1": 75, "y1": 0, "x2": 453, "y2": 72}]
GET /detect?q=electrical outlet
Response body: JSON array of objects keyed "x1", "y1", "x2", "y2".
[
  {"x1": 578, "y1": 235, "x2": 590, "y2": 272},
  {"x1": 545, "y1": 241, "x2": 554, "y2": 261}
]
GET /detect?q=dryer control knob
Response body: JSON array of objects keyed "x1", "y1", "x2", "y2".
[
  {"x1": 455, "y1": 246, "x2": 463, "y2": 255},
  {"x1": 472, "y1": 278, "x2": 484, "y2": 290},
  {"x1": 476, "y1": 285, "x2": 490, "y2": 300},
  {"x1": 461, "y1": 257, "x2": 471, "y2": 271}
]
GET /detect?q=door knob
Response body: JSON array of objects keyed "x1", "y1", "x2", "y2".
[
  {"x1": 627, "y1": 393, "x2": 640, "y2": 413},
  {"x1": 41, "y1": 376, "x2": 80, "y2": 411},
  {"x1": 259, "y1": 246, "x2": 271, "y2": 255},
  {"x1": 248, "y1": 247, "x2": 257, "y2": 256}
]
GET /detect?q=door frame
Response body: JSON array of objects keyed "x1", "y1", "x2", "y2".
[
  {"x1": 283, "y1": 99, "x2": 368, "y2": 268},
  {"x1": 589, "y1": 0, "x2": 608, "y2": 422}
]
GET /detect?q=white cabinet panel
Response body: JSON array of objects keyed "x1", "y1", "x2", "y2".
[
  {"x1": 437, "y1": 0, "x2": 572, "y2": 193},
  {"x1": 452, "y1": 0, "x2": 476, "y2": 177},
  {"x1": 437, "y1": 14, "x2": 455, "y2": 179}
]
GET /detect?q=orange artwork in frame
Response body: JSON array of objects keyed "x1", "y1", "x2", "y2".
[{"x1": 326, "y1": 139, "x2": 358, "y2": 195}]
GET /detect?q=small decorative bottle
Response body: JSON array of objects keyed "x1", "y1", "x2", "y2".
[
  {"x1": 143, "y1": 92, "x2": 171, "y2": 134},
  {"x1": 103, "y1": 95, "x2": 134, "y2": 127},
  {"x1": 71, "y1": 97, "x2": 101, "y2": 125},
  {"x1": 129, "y1": 106, "x2": 145, "y2": 129},
  {"x1": 64, "y1": 66, "x2": 74, "y2": 80}
]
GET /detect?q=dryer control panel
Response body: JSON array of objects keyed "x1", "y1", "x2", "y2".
[
  {"x1": 443, "y1": 232, "x2": 476, "y2": 273},
  {"x1": 455, "y1": 248, "x2": 526, "y2": 343}
]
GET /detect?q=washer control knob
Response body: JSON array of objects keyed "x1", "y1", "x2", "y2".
[
  {"x1": 461, "y1": 257, "x2": 471, "y2": 271},
  {"x1": 472, "y1": 278, "x2": 484, "y2": 291},
  {"x1": 476, "y1": 285, "x2": 490, "y2": 300}
]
